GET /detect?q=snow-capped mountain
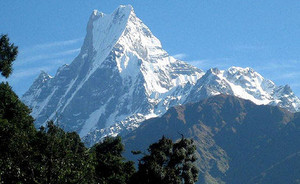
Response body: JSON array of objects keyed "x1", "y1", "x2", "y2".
[
  {"x1": 22, "y1": 5, "x2": 300, "y2": 145},
  {"x1": 22, "y1": 5, "x2": 202, "y2": 139},
  {"x1": 186, "y1": 67, "x2": 300, "y2": 112}
]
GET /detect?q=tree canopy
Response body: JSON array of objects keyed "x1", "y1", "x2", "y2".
[
  {"x1": 93, "y1": 136, "x2": 135, "y2": 184},
  {"x1": 0, "y1": 34, "x2": 18, "y2": 78},
  {"x1": 130, "y1": 136, "x2": 199, "y2": 184}
]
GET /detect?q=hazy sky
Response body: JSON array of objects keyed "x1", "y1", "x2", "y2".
[{"x1": 1, "y1": 0, "x2": 300, "y2": 96}]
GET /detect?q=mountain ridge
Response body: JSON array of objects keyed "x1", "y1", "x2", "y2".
[
  {"x1": 22, "y1": 5, "x2": 300, "y2": 145},
  {"x1": 123, "y1": 94, "x2": 300, "y2": 184}
]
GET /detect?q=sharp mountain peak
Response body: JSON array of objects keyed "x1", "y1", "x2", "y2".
[{"x1": 22, "y1": 5, "x2": 300, "y2": 146}]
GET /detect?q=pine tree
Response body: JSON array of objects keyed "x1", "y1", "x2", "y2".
[
  {"x1": 32, "y1": 121, "x2": 94, "y2": 184},
  {"x1": 93, "y1": 136, "x2": 135, "y2": 184},
  {"x1": 131, "y1": 136, "x2": 199, "y2": 184},
  {"x1": 0, "y1": 35, "x2": 18, "y2": 78},
  {"x1": 0, "y1": 82, "x2": 94, "y2": 183},
  {"x1": 0, "y1": 82, "x2": 37, "y2": 183}
]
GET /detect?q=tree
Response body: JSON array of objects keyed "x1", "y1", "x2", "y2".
[
  {"x1": 32, "y1": 121, "x2": 94, "y2": 184},
  {"x1": 131, "y1": 136, "x2": 199, "y2": 184},
  {"x1": 0, "y1": 82, "x2": 37, "y2": 183},
  {"x1": 0, "y1": 35, "x2": 18, "y2": 78},
  {"x1": 93, "y1": 136, "x2": 135, "y2": 184}
]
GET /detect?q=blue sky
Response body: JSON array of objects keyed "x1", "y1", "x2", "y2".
[{"x1": 1, "y1": 0, "x2": 300, "y2": 96}]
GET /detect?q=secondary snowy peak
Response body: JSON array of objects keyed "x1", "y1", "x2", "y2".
[
  {"x1": 22, "y1": 71, "x2": 51, "y2": 105},
  {"x1": 223, "y1": 67, "x2": 276, "y2": 103},
  {"x1": 186, "y1": 66, "x2": 300, "y2": 112},
  {"x1": 22, "y1": 5, "x2": 300, "y2": 146}
]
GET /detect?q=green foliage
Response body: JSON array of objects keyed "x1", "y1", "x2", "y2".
[
  {"x1": 31, "y1": 121, "x2": 94, "y2": 184},
  {"x1": 0, "y1": 85, "x2": 198, "y2": 184},
  {"x1": 0, "y1": 41, "x2": 198, "y2": 182},
  {"x1": 0, "y1": 82, "x2": 135, "y2": 183},
  {"x1": 131, "y1": 136, "x2": 199, "y2": 184},
  {"x1": 0, "y1": 82, "x2": 37, "y2": 183},
  {"x1": 0, "y1": 36, "x2": 136, "y2": 183},
  {"x1": 0, "y1": 81, "x2": 94, "y2": 184},
  {"x1": 0, "y1": 81, "x2": 198, "y2": 184},
  {"x1": 93, "y1": 136, "x2": 135, "y2": 184},
  {"x1": 0, "y1": 35, "x2": 18, "y2": 78}
]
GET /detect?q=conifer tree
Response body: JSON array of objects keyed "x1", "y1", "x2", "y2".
[
  {"x1": 131, "y1": 136, "x2": 199, "y2": 184},
  {"x1": 0, "y1": 34, "x2": 18, "y2": 78},
  {"x1": 0, "y1": 82, "x2": 37, "y2": 183},
  {"x1": 32, "y1": 121, "x2": 94, "y2": 184},
  {"x1": 93, "y1": 136, "x2": 135, "y2": 184}
]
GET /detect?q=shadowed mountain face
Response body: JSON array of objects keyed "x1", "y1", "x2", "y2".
[{"x1": 123, "y1": 95, "x2": 300, "y2": 184}]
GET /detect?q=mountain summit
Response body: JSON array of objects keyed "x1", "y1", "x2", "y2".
[
  {"x1": 22, "y1": 5, "x2": 300, "y2": 145},
  {"x1": 22, "y1": 5, "x2": 202, "y2": 140}
]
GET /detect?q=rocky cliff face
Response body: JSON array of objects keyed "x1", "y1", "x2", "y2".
[{"x1": 22, "y1": 5, "x2": 300, "y2": 145}]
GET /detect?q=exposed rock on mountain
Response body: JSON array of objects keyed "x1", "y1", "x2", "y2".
[{"x1": 22, "y1": 5, "x2": 300, "y2": 145}]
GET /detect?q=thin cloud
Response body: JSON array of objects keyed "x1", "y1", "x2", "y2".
[
  {"x1": 21, "y1": 37, "x2": 84, "y2": 54},
  {"x1": 274, "y1": 72, "x2": 300, "y2": 80},
  {"x1": 4, "y1": 58, "x2": 71, "y2": 83},
  {"x1": 252, "y1": 60, "x2": 300, "y2": 83},
  {"x1": 290, "y1": 60, "x2": 300, "y2": 64},
  {"x1": 172, "y1": 53, "x2": 187, "y2": 60},
  {"x1": 16, "y1": 48, "x2": 80, "y2": 66},
  {"x1": 232, "y1": 44, "x2": 266, "y2": 51},
  {"x1": 254, "y1": 61, "x2": 295, "y2": 71},
  {"x1": 187, "y1": 58, "x2": 232, "y2": 70},
  {"x1": 57, "y1": 48, "x2": 81, "y2": 56},
  {"x1": 291, "y1": 83, "x2": 300, "y2": 87},
  {"x1": 11, "y1": 66, "x2": 56, "y2": 79},
  {"x1": 187, "y1": 60, "x2": 207, "y2": 67}
]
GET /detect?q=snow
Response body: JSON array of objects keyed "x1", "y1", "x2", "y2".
[
  {"x1": 218, "y1": 69, "x2": 271, "y2": 105},
  {"x1": 73, "y1": 112, "x2": 81, "y2": 116},
  {"x1": 46, "y1": 77, "x2": 78, "y2": 123},
  {"x1": 32, "y1": 87, "x2": 58, "y2": 119},
  {"x1": 54, "y1": 5, "x2": 135, "y2": 113},
  {"x1": 79, "y1": 102, "x2": 108, "y2": 137},
  {"x1": 201, "y1": 66, "x2": 300, "y2": 108},
  {"x1": 22, "y1": 5, "x2": 300, "y2": 145}
]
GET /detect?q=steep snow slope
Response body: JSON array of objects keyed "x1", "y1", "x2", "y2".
[
  {"x1": 22, "y1": 5, "x2": 300, "y2": 145},
  {"x1": 22, "y1": 5, "x2": 203, "y2": 141}
]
